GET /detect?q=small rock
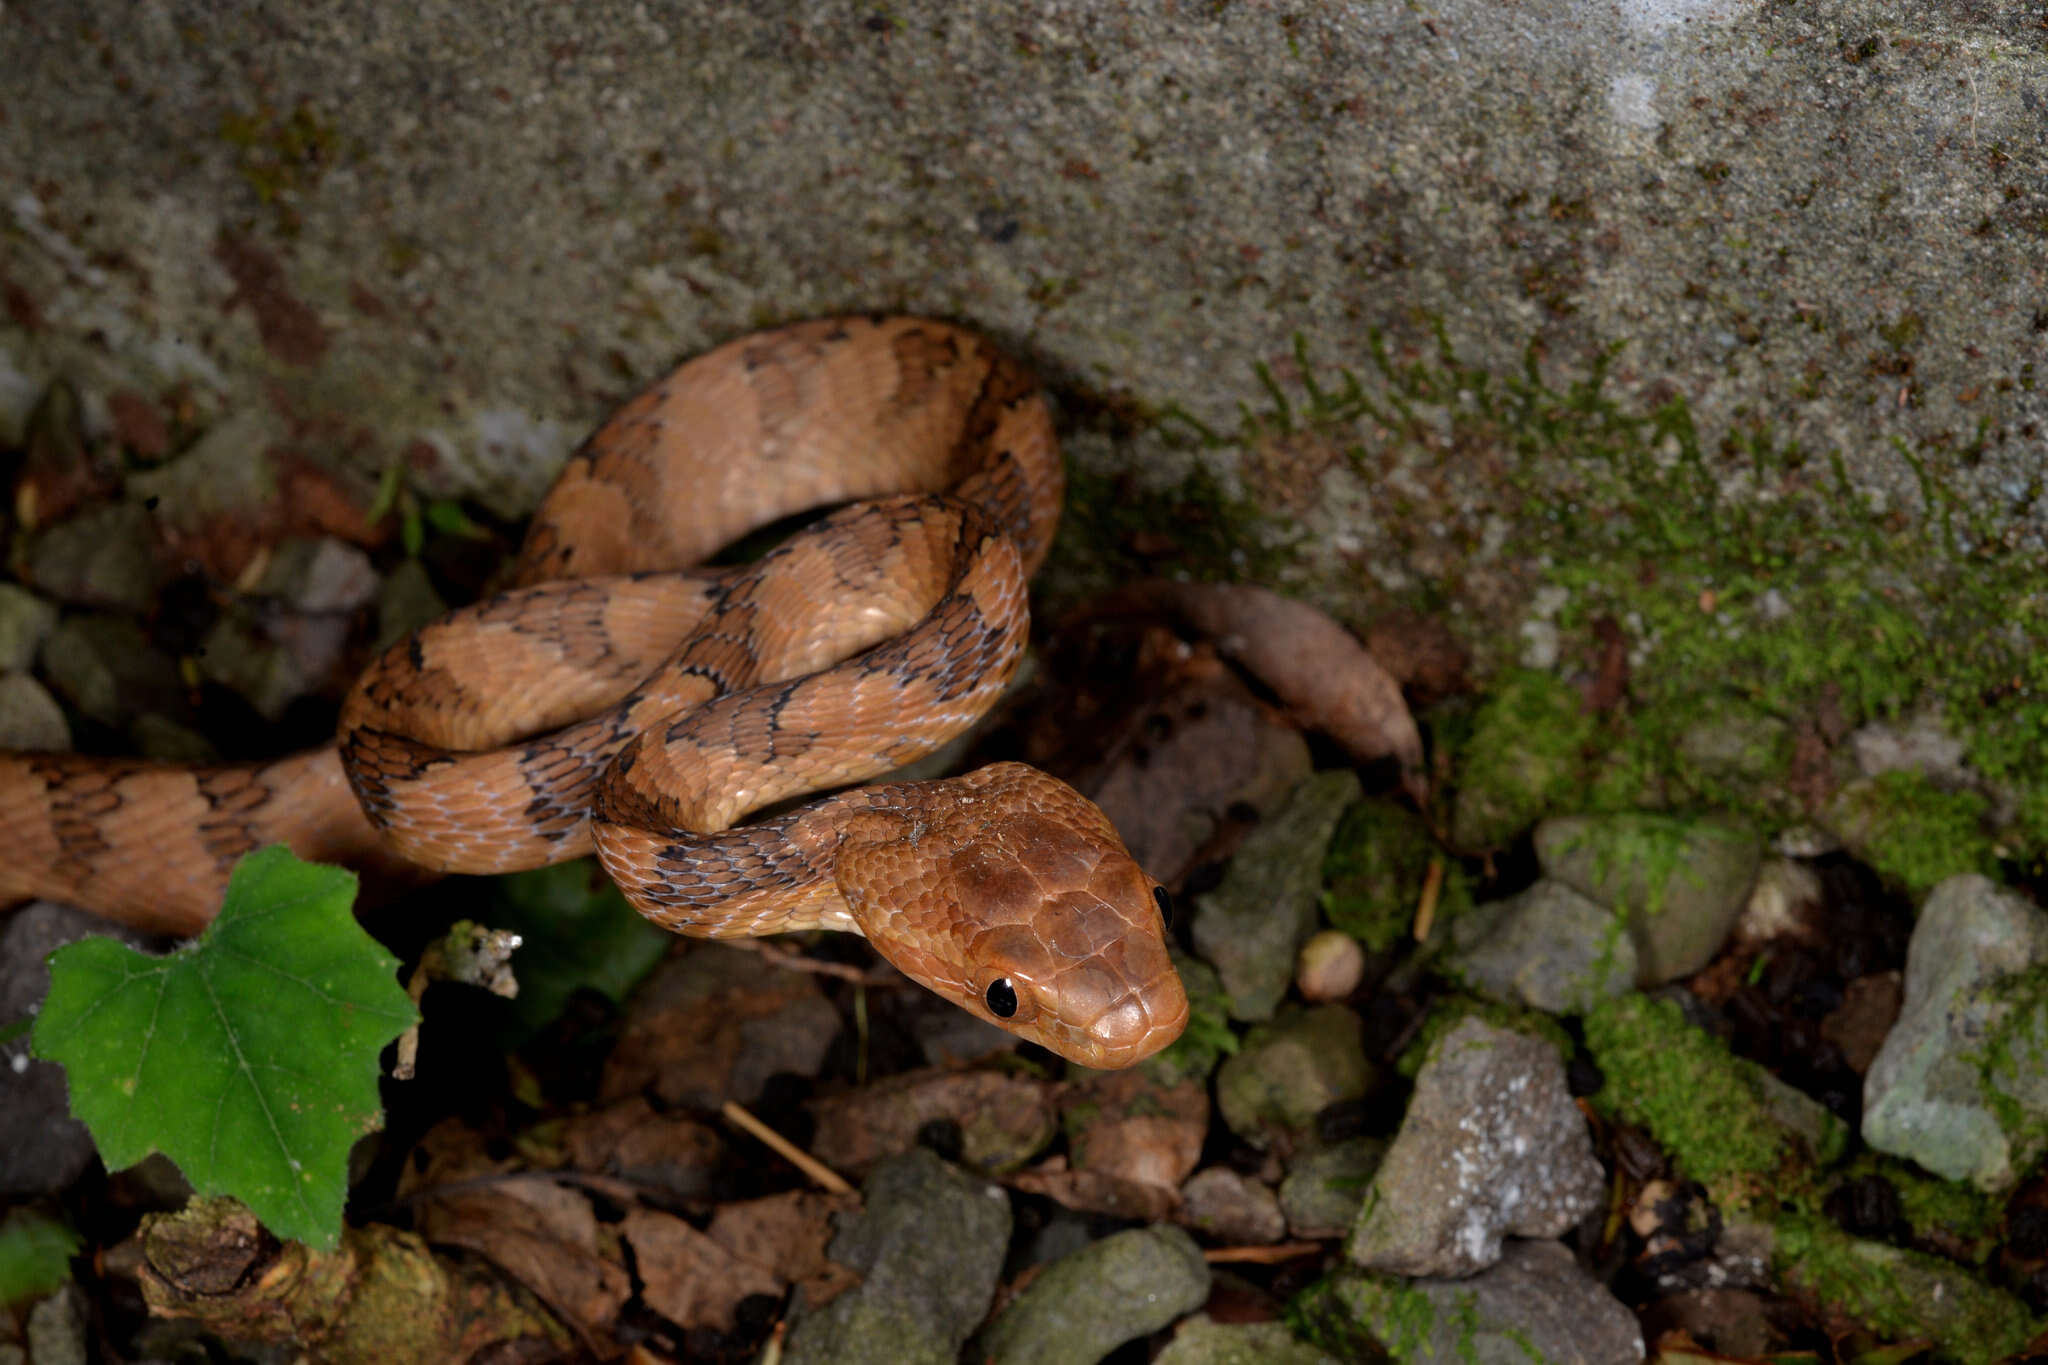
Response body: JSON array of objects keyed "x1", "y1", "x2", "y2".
[
  {"x1": 1448, "y1": 878, "x2": 1635, "y2": 1013},
  {"x1": 1675, "y1": 699, "x2": 1791, "y2": 791},
  {"x1": 1299, "y1": 1240, "x2": 1645, "y2": 1365},
  {"x1": 1179, "y1": 1167, "x2": 1285, "y2": 1244},
  {"x1": 1535, "y1": 813, "x2": 1760, "y2": 984},
  {"x1": 1155, "y1": 1315, "x2": 1340, "y2": 1365},
  {"x1": 1216, "y1": 1005, "x2": 1373, "y2": 1154},
  {"x1": 376, "y1": 556, "x2": 450, "y2": 650},
  {"x1": 25, "y1": 502, "x2": 163, "y2": 613},
  {"x1": 1850, "y1": 713, "x2": 1969, "y2": 787},
  {"x1": 1065, "y1": 1069, "x2": 1207, "y2": 1194},
  {"x1": 784, "y1": 1150, "x2": 1012, "y2": 1365},
  {"x1": 1348, "y1": 1019, "x2": 1603, "y2": 1277},
  {"x1": 2, "y1": 903, "x2": 159, "y2": 1197},
  {"x1": 38, "y1": 614, "x2": 185, "y2": 728},
  {"x1": 0, "y1": 673, "x2": 70, "y2": 751},
  {"x1": 1862, "y1": 874, "x2": 2048, "y2": 1192},
  {"x1": 974, "y1": 1224, "x2": 1210, "y2": 1365},
  {"x1": 1820, "y1": 971, "x2": 1903, "y2": 1076},
  {"x1": 25, "y1": 1285, "x2": 88, "y2": 1365},
  {"x1": 0, "y1": 585, "x2": 59, "y2": 671},
  {"x1": 1193, "y1": 769, "x2": 1361, "y2": 1021},
  {"x1": 1775, "y1": 1213, "x2": 2036, "y2": 1361},
  {"x1": 1735, "y1": 856, "x2": 1821, "y2": 943},
  {"x1": 196, "y1": 610, "x2": 315, "y2": 722},
  {"x1": 1296, "y1": 929, "x2": 1364, "y2": 1002},
  {"x1": 1278, "y1": 1137, "x2": 1387, "y2": 1239},
  {"x1": 1449, "y1": 669, "x2": 1593, "y2": 851},
  {"x1": 253, "y1": 536, "x2": 379, "y2": 614}
]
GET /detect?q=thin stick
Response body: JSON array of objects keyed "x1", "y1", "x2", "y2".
[
  {"x1": 720, "y1": 1101, "x2": 854, "y2": 1195},
  {"x1": 1203, "y1": 1241, "x2": 1326, "y2": 1264},
  {"x1": 1412, "y1": 855, "x2": 1445, "y2": 943}
]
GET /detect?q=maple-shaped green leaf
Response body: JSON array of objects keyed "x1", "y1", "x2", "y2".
[{"x1": 31, "y1": 846, "x2": 416, "y2": 1250}]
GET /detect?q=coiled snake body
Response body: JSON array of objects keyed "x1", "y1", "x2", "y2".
[{"x1": 0, "y1": 318, "x2": 1189, "y2": 1070}]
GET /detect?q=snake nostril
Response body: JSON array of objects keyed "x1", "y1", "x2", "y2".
[{"x1": 985, "y1": 977, "x2": 1018, "y2": 1018}]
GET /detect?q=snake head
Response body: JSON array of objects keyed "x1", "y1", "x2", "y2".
[{"x1": 837, "y1": 763, "x2": 1189, "y2": 1070}]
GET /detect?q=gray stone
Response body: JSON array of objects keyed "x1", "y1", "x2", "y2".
[
  {"x1": 784, "y1": 1150, "x2": 1011, "y2": 1365},
  {"x1": 0, "y1": 585, "x2": 59, "y2": 672},
  {"x1": 1278, "y1": 1137, "x2": 1387, "y2": 1240},
  {"x1": 1536, "y1": 814, "x2": 1760, "y2": 985},
  {"x1": 1155, "y1": 1315, "x2": 1339, "y2": 1365},
  {"x1": 976, "y1": 1224, "x2": 1209, "y2": 1365},
  {"x1": 1, "y1": 903, "x2": 158, "y2": 1197},
  {"x1": 1348, "y1": 1019, "x2": 1603, "y2": 1278},
  {"x1": 253, "y1": 536, "x2": 379, "y2": 614},
  {"x1": 129, "y1": 712, "x2": 218, "y2": 762},
  {"x1": 1863, "y1": 874, "x2": 2048, "y2": 1193},
  {"x1": 25, "y1": 502, "x2": 162, "y2": 613},
  {"x1": 0, "y1": 673, "x2": 70, "y2": 751},
  {"x1": 37, "y1": 614, "x2": 184, "y2": 728},
  {"x1": 1179, "y1": 1167, "x2": 1285, "y2": 1245},
  {"x1": 195, "y1": 612, "x2": 311, "y2": 722},
  {"x1": 1215, "y1": 1005, "x2": 1373, "y2": 1154},
  {"x1": 375, "y1": 558, "x2": 449, "y2": 652},
  {"x1": 1192, "y1": 769, "x2": 1360, "y2": 1021},
  {"x1": 1303, "y1": 1241, "x2": 1645, "y2": 1365},
  {"x1": 1449, "y1": 878, "x2": 1636, "y2": 1014}
]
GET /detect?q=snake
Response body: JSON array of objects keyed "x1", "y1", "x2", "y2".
[{"x1": 0, "y1": 317, "x2": 1189, "y2": 1070}]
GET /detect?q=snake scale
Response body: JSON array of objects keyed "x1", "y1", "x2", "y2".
[{"x1": 0, "y1": 317, "x2": 1189, "y2": 1069}]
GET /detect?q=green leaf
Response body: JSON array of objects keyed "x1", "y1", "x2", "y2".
[
  {"x1": 422, "y1": 497, "x2": 489, "y2": 540},
  {"x1": 31, "y1": 847, "x2": 416, "y2": 1250},
  {"x1": 364, "y1": 461, "x2": 404, "y2": 526},
  {"x1": 488, "y1": 859, "x2": 670, "y2": 1042},
  {"x1": 0, "y1": 1210, "x2": 82, "y2": 1306}
]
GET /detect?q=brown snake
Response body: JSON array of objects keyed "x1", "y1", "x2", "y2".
[{"x1": 0, "y1": 317, "x2": 1189, "y2": 1069}]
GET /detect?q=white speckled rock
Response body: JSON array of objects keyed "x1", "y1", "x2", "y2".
[{"x1": 1347, "y1": 1019, "x2": 1603, "y2": 1278}]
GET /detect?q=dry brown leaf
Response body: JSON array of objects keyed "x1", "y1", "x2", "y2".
[
  {"x1": 551, "y1": 1096, "x2": 725, "y2": 1200},
  {"x1": 602, "y1": 943, "x2": 841, "y2": 1110},
  {"x1": 808, "y1": 1067, "x2": 1057, "y2": 1177},
  {"x1": 1005, "y1": 1156, "x2": 1181, "y2": 1221},
  {"x1": 621, "y1": 1207, "x2": 783, "y2": 1334},
  {"x1": 1080, "y1": 652, "x2": 1313, "y2": 886},
  {"x1": 707, "y1": 1191, "x2": 862, "y2": 1311},
  {"x1": 1086, "y1": 581, "x2": 1426, "y2": 798}
]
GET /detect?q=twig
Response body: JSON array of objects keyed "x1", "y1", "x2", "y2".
[
  {"x1": 727, "y1": 937, "x2": 899, "y2": 986},
  {"x1": 720, "y1": 1101, "x2": 854, "y2": 1195},
  {"x1": 1412, "y1": 855, "x2": 1445, "y2": 943},
  {"x1": 1203, "y1": 1241, "x2": 1326, "y2": 1264}
]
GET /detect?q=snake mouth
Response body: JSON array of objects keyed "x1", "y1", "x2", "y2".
[{"x1": 1053, "y1": 967, "x2": 1192, "y2": 1070}]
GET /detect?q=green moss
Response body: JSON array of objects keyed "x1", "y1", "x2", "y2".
[
  {"x1": 1322, "y1": 798, "x2": 1470, "y2": 951},
  {"x1": 1832, "y1": 771, "x2": 1997, "y2": 897},
  {"x1": 1449, "y1": 669, "x2": 1595, "y2": 849},
  {"x1": 1055, "y1": 458, "x2": 1297, "y2": 592},
  {"x1": 1774, "y1": 1212, "x2": 2040, "y2": 1362},
  {"x1": 1826, "y1": 1154, "x2": 2000, "y2": 1263},
  {"x1": 1159, "y1": 332, "x2": 2048, "y2": 867},
  {"x1": 1976, "y1": 964, "x2": 2048, "y2": 1158},
  {"x1": 1582, "y1": 993, "x2": 1828, "y2": 1210},
  {"x1": 218, "y1": 101, "x2": 345, "y2": 235},
  {"x1": 1139, "y1": 953, "x2": 1238, "y2": 1087}
]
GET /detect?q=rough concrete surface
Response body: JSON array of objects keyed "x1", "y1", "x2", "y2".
[{"x1": 2, "y1": 2, "x2": 2042, "y2": 581}]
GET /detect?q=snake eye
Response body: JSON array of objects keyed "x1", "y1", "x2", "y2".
[
  {"x1": 1152, "y1": 885, "x2": 1173, "y2": 929},
  {"x1": 985, "y1": 978, "x2": 1018, "y2": 1018}
]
